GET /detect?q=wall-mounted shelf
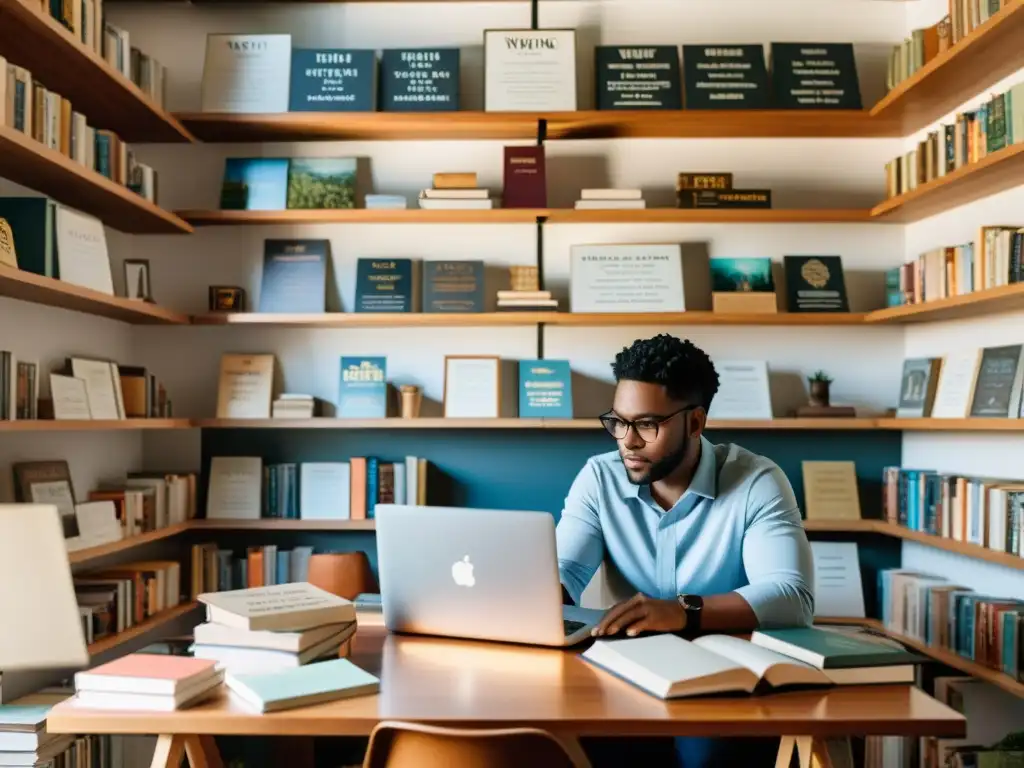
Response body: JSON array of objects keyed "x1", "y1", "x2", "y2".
[
  {"x1": 544, "y1": 312, "x2": 869, "y2": 327},
  {"x1": 802, "y1": 520, "x2": 880, "y2": 533},
  {"x1": 176, "y1": 109, "x2": 898, "y2": 143},
  {"x1": 0, "y1": 419, "x2": 191, "y2": 432},
  {"x1": 878, "y1": 418, "x2": 1024, "y2": 432},
  {"x1": 546, "y1": 209, "x2": 878, "y2": 224},
  {"x1": 86, "y1": 602, "x2": 201, "y2": 657},
  {"x1": 0, "y1": 126, "x2": 193, "y2": 234},
  {"x1": 68, "y1": 523, "x2": 192, "y2": 566},
  {"x1": 193, "y1": 418, "x2": 547, "y2": 429},
  {"x1": 0, "y1": 267, "x2": 191, "y2": 324},
  {"x1": 0, "y1": 0, "x2": 192, "y2": 143},
  {"x1": 871, "y1": 143, "x2": 1024, "y2": 223},
  {"x1": 870, "y1": 0, "x2": 1024, "y2": 136},
  {"x1": 865, "y1": 283, "x2": 1024, "y2": 324},
  {"x1": 873, "y1": 522, "x2": 1024, "y2": 571},
  {"x1": 190, "y1": 519, "x2": 377, "y2": 532}
]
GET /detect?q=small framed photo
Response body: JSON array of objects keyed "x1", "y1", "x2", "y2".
[
  {"x1": 124, "y1": 259, "x2": 153, "y2": 302},
  {"x1": 444, "y1": 355, "x2": 501, "y2": 418},
  {"x1": 209, "y1": 286, "x2": 247, "y2": 312}
]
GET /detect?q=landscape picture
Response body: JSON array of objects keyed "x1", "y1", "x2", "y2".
[
  {"x1": 287, "y1": 158, "x2": 357, "y2": 209},
  {"x1": 709, "y1": 257, "x2": 775, "y2": 293}
]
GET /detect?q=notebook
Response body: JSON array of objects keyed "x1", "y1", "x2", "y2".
[
  {"x1": 225, "y1": 658, "x2": 380, "y2": 713},
  {"x1": 74, "y1": 654, "x2": 219, "y2": 695},
  {"x1": 750, "y1": 627, "x2": 925, "y2": 669}
]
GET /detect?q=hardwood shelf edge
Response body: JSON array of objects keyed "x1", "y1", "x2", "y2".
[
  {"x1": 865, "y1": 284, "x2": 1024, "y2": 324},
  {"x1": 0, "y1": 419, "x2": 193, "y2": 431},
  {"x1": 68, "y1": 523, "x2": 192, "y2": 565},
  {"x1": 188, "y1": 519, "x2": 376, "y2": 531},
  {"x1": 86, "y1": 602, "x2": 201, "y2": 657},
  {"x1": 876, "y1": 522, "x2": 1024, "y2": 570}
]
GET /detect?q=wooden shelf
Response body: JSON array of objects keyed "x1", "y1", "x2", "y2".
[
  {"x1": 546, "y1": 208, "x2": 878, "y2": 224},
  {"x1": 0, "y1": 125, "x2": 192, "y2": 234},
  {"x1": 877, "y1": 418, "x2": 1024, "y2": 432},
  {"x1": 870, "y1": 0, "x2": 1024, "y2": 135},
  {"x1": 68, "y1": 523, "x2": 191, "y2": 566},
  {"x1": 865, "y1": 283, "x2": 1024, "y2": 324},
  {"x1": 544, "y1": 312, "x2": 869, "y2": 327},
  {"x1": 177, "y1": 109, "x2": 898, "y2": 143},
  {"x1": 0, "y1": 0, "x2": 191, "y2": 143},
  {"x1": 193, "y1": 418, "x2": 545, "y2": 429},
  {"x1": 177, "y1": 209, "x2": 546, "y2": 226},
  {"x1": 871, "y1": 143, "x2": 1024, "y2": 223},
  {"x1": 189, "y1": 519, "x2": 376, "y2": 532},
  {"x1": 86, "y1": 602, "x2": 201, "y2": 657},
  {"x1": 873, "y1": 522, "x2": 1024, "y2": 571},
  {"x1": 802, "y1": 519, "x2": 881, "y2": 533},
  {"x1": 0, "y1": 419, "x2": 192, "y2": 431},
  {"x1": 0, "y1": 266, "x2": 190, "y2": 324}
]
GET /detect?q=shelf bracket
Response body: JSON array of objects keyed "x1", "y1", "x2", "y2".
[
  {"x1": 537, "y1": 118, "x2": 548, "y2": 146},
  {"x1": 531, "y1": 0, "x2": 539, "y2": 29},
  {"x1": 537, "y1": 323, "x2": 545, "y2": 359},
  {"x1": 535, "y1": 215, "x2": 547, "y2": 290}
]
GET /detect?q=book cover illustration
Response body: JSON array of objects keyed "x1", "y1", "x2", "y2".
[
  {"x1": 260, "y1": 240, "x2": 329, "y2": 313},
  {"x1": 338, "y1": 357, "x2": 388, "y2": 418},
  {"x1": 710, "y1": 258, "x2": 775, "y2": 293},
  {"x1": 286, "y1": 158, "x2": 356, "y2": 210},
  {"x1": 221, "y1": 158, "x2": 289, "y2": 210},
  {"x1": 784, "y1": 255, "x2": 849, "y2": 312}
]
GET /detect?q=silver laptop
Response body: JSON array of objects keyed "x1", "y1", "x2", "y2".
[{"x1": 375, "y1": 504, "x2": 603, "y2": 647}]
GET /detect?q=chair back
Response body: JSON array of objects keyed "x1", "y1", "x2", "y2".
[{"x1": 362, "y1": 721, "x2": 591, "y2": 768}]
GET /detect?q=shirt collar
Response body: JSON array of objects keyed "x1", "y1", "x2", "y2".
[{"x1": 625, "y1": 435, "x2": 718, "y2": 500}]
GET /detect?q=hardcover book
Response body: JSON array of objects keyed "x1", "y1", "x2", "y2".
[
  {"x1": 221, "y1": 158, "x2": 289, "y2": 210},
  {"x1": 259, "y1": 239, "x2": 329, "y2": 313},
  {"x1": 201, "y1": 34, "x2": 292, "y2": 114},
  {"x1": 198, "y1": 583, "x2": 356, "y2": 632},
  {"x1": 681, "y1": 189, "x2": 772, "y2": 209},
  {"x1": 769, "y1": 43, "x2": 862, "y2": 109},
  {"x1": 969, "y1": 345, "x2": 1024, "y2": 418},
  {"x1": 225, "y1": 657, "x2": 379, "y2": 713},
  {"x1": 503, "y1": 146, "x2": 547, "y2": 208},
  {"x1": 355, "y1": 258, "x2": 415, "y2": 312},
  {"x1": 682, "y1": 45, "x2": 769, "y2": 109},
  {"x1": 895, "y1": 357, "x2": 942, "y2": 418},
  {"x1": 783, "y1": 255, "x2": 849, "y2": 312},
  {"x1": 380, "y1": 48, "x2": 459, "y2": 112},
  {"x1": 289, "y1": 49, "x2": 376, "y2": 112},
  {"x1": 484, "y1": 29, "x2": 577, "y2": 112},
  {"x1": 338, "y1": 357, "x2": 387, "y2": 418},
  {"x1": 594, "y1": 45, "x2": 681, "y2": 110},
  {"x1": 286, "y1": 158, "x2": 356, "y2": 210},
  {"x1": 518, "y1": 359, "x2": 573, "y2": 418},
  {"x1": 422, "y1": 260, "x2": 484, "y2": 312},
  {"x1": 751, "y1": 627, "x2": 924, "y2": 668}
]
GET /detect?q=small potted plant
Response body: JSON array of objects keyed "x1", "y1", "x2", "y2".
[{"x1": 808, "y1": 371, "x2": 833, "y2": 407}]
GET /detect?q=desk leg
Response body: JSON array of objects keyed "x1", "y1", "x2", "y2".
[
  {"x1": 774, "y1": 735, "x2": 843, "y2": 768},
  {"x1": 183, "y1": 736, "x2": 225, "y2": 768},
  {"x1": 151, "y1": 735, "x2": 185, "y2": 768}
]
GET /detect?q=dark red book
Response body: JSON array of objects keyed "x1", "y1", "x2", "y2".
[{"x1": 503, "y1": 146, "x2": 547, "y2": 208}]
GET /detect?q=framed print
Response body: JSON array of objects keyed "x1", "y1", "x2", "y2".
[
  {"x1": 444, "y1": 355, "x2": 501, "y2": 418},
  {"x1": 124, "y1": 259, "x2": 153, "y2": 302}
]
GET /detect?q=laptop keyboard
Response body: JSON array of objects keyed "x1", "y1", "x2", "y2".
[{"x1": 563, "y1": 619, "x2": 587, "y2": 636}]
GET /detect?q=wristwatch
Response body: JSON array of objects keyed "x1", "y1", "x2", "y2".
[{"x1": 677, "y1": 594, "x2": 704, "y2": 633}]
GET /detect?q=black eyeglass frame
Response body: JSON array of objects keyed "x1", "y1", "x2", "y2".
[{"x1": 598, "y1": 405, "x2": 700, "y2": 442}]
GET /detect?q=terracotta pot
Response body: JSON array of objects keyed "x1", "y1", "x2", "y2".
[{"x1": 306, "y1": 552, "x2": 378, "y2": 600}]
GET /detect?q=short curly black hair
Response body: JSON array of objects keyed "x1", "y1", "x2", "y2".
[{"x1": 611, "y1": 334, "x2": 720, "y2": 410}]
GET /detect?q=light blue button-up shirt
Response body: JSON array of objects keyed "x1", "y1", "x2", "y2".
[{"x1": 556, "y1": 436, "x2": 814, "y2": 628}]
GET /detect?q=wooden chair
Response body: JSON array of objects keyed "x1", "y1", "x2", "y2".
[{"x1": 362, "y1": 721, "x2": 593, "y2": 768}]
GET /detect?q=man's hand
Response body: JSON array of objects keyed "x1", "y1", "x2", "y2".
[{"x1": 591, "y1": 593, "x2": 686, "y2": 637}]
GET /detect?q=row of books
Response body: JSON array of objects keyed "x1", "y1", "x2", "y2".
[
  {"x1": 885, "y1": 226, "x2": 1024, "y2": 307},
  {"x1": 0, "y1": 60, "x2": 157, "y2": 201},
  {"x1": 190, "y1": 543, "x2": 314, "y2": 597},
  {"x1": 74, "y1": 560, "x2": 182, "y2": 644},
  {"x1": 884, "y1": 82, "x2": 1024, "y2": 199},
  {"x1": 0, "y1": 352, "x2": 36, "y2": 420},
  {"x1": 207, "y1": 456, "x2": 430, "y2": 523},
  {"x1": 879, "y1": 569, "x2": 1023, "y2": 682},
  {"x1": 89, "y1": 470, "x2": 198, "y2": 537},
  {"x1": 882, "y1": 468, "x2": 1024, "y2": 556}
]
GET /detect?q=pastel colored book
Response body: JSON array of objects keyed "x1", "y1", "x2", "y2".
[
  {"x1": 198, "y1": 582, "x2": 356, "y2": 632},
  {"x1": 225, "y1": 657, "x2": 380, "y2": 713},
  {"x1": 192, "y1": 620, "x2": 353, "y2": 653},
  {"x1": 220, "y1": 158, "x2": 289, "y2": 210},
  {"x1": 750, "y1": 627, "x2": 925, "y2": 668},
  {"x1": 338, "y1": 357, "x2": 388, "y2": 418},
  {"x1": 74, "y1": 654, "x2": 218, "y2": 695}
]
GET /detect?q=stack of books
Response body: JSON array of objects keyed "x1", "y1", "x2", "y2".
[
  {"x1": 418, "y1": 172, "x2": 494, "y2": 210},
  {"x1": 574, "y1": 189, "x2": 646, "y2": 210},
  {"x1": 272, "y1": 394, "x2": 316, "y2": 419},
  {"x1": 193, "y1": 583, "x2": 357, "y2": 674},
  {"x1": 71, "y1": 655, "x2": 223, "y2": 711},
  {"x1": 365, "y1": 194, "x2": 408, "y2": 210},
  {"x1": 0, "y1": 696, "x2": 75, "y2": 766},
  {"x1": 497, "y1": 266, "x2": 557, "y2": 311}
]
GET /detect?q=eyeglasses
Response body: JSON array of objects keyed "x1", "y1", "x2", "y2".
[{"x1": 598, "y1": 406, "x2": 696, "y2": 442}]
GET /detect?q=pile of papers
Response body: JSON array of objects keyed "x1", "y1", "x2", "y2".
[
  {"x1": 72, "y1": 655, "x2": 223, "y2": 711},
  {"x1": 193, "y1": 583, "x2": 357, "y2": 674}
]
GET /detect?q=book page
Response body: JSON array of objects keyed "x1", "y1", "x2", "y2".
[{"x1": 693, "y1": 634, "x2": 821, "y2": 679}]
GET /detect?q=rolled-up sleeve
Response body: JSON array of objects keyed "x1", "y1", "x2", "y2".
[
  {"x1": 733, "y1": 465, "x2": 814, "y2": 628},
  {"x1": 555, "y1": 461, "x2": 606, "y2": 605}
]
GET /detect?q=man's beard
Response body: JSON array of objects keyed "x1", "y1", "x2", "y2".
[{"x1": 622, "y1": 434, "x2": 689, "y2": 485}]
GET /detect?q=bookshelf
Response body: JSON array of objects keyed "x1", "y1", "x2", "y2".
[
  {"x1": 0, "y1": 0, "x2": 192, "y2": 143},
  {"x1": 876, "y1": 418, "x2": 1024, "y2": 432},
  {"x1": 68, "y1": 523, "x2": 192, "y2": 566},
  {"x1": 872, "y1": 142, "x2": 1024, "y2": 223},
  {"x1": 189, "y1": 519, "x2": 377, "y2": 532},
  {"x1": 0, "y1": 267, "x2": 190, "y2": 324},
  {"x1": 0, "y1": 419, "x2": 192, "y2": 432},
  {"x1": 176, "y1": 109, "x2": 899, "y2": 142},
  {"x1": 870, "y1": 0, "x2": 1024, "y2": 135},
  {"x1": 872, "y1": 522, "x2": 1024, "y2": 572},
  {"x1": 192, "y1": 417, "x2": 547, "y2": 429},
  {"x1": 0, "y1": 125, "x2": 192, "y2": 234},
  {"x1": 545, "y1": 209, "x2": 877, "y2": 224},
  {"x1": 866, "y1": 283, "x2": 1024, "y2": 324},
  {"x1": 802, "y1": 519, "x2": 878, "y2": 533},
  {"x1": 86, "y1": 602, "x2": 201, "y2": 657}
]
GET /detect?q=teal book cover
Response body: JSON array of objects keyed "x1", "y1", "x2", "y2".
[
  {"x1": 754, "y1": 627, "x2": 924, "y2": 668},
  {"x1": 355, "y1": 258, "x2": 414, "y2": 312},
  {"x1": 229, "y1": 658, "x2": 379, "y2": 712},
  {"x1": 221, "y1": 158, "x2": 289, "y2": 210},
  {"x1": 519, "y1": 360, "x2": 573, "y2": 419},
  {"x1": 0, "y1": 704, "x2": 51, "y2": 726},
  {"x1": 0, "y1": 197, "x2": 57, "y2": 278},
  {"x1": 338, "y1": 357, "x2": 387, "y2": 418},
  {"x1": 709, "y1": 257, "x2": 775, "y2": 293}
]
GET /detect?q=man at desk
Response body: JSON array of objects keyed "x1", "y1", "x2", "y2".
[{"x1": 556, "y1": 333, "x2": 814, "y2": 768}]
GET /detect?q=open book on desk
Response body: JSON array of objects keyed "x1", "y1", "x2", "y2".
[{"x1": 582, "y1": 633, "x2": 913, "y2": 700}]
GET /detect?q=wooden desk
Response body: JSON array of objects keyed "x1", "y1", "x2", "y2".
[{"x1": 47, "y1": 629, "x2": 965, "y2": 768}]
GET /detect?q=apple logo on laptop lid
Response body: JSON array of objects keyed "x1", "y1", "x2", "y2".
[{"x1": 451, "y1": 555, "x2": 475, "y2": 587}]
